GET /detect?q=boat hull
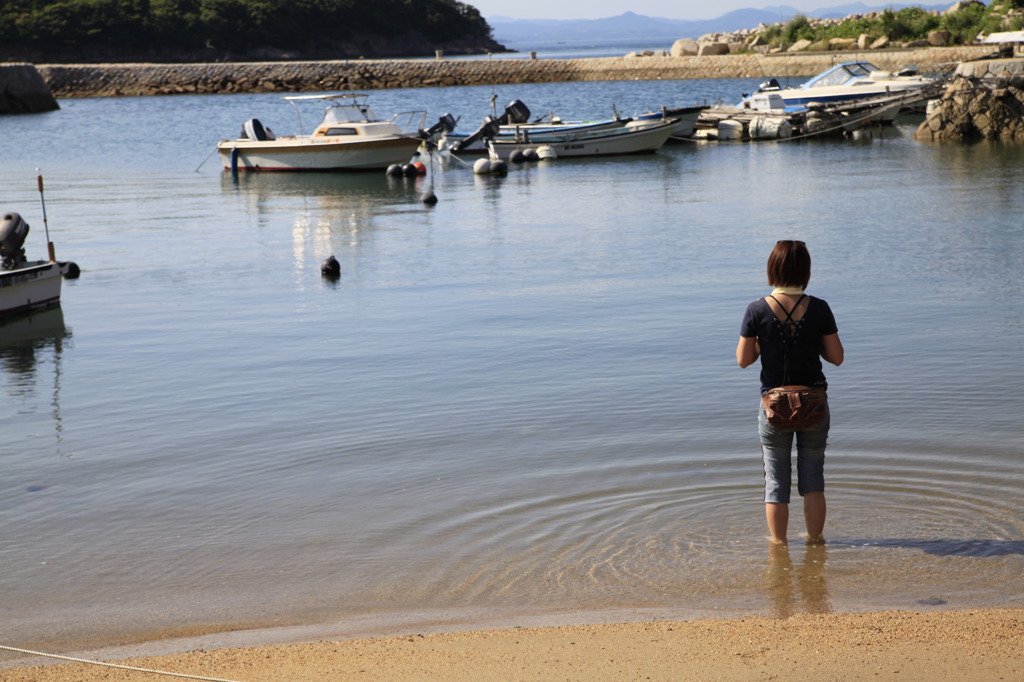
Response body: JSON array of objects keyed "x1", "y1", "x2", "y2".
[
  {"x1": 217, "y1": 136, "x2": 423, "y2": 171},
  {"x1": 451, "y1": 120, "x2": 679, "y2": 159},
  {"x1": 0, "y1": 261, "x2": 62, "y2": 320},
  {"x1": 776, "y1": 82, "x2": 932, "y2": 109}
]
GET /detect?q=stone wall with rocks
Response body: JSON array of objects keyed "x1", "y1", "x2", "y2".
[
  {"x1": 0, "y1": 63, "x2": 59, "y2": 113},
  {"x1": 915, "y1": 57, "x2": 1024, "y2": 141},
  {"x1": 36, "y1": 46, "x2": 997, "y2": 99}
]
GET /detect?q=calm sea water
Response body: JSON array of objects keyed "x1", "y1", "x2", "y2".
[{"x1": 1, "y1": 76, "x2": 1022, "y2": 660}]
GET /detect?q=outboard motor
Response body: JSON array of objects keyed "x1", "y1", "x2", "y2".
[
  {"x1": 0, "y1": 212, "x2": 29, "y2": 269},
  {"x1": 420, "y1": 112, "x2": 458, "y2": 140},
  {"x1": 757, "y1": 78, "x2": 781, "y2": 93},
  {"x1": 499, "y1": 100, "x2": 531, "y2": 125},
  {"x1": 449, "y1": 116, "x2": 503, "y2": 154},
  {"x1": 242, "y1": 118, "x2": 274, "y2": 141}
]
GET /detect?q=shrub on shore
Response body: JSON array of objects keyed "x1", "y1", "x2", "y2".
[{"x1": 753, "y1": 1, "x2": 1023, "y2": 51}]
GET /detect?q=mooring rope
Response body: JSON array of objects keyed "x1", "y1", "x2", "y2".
[{"x1": 0, "y1": 644, "x2": 244, "y2": 682}]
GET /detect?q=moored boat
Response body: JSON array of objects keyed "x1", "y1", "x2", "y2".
[
  {"x1": 1, "y1": 204, "x2": 79, "y2": 320},
  {"x1": 633, "y1": 105, "x2": 709, "y2": 139},
  {"x1": 216, "y1": 93, "x2": 450, "y2": 172},
  {"x1": 444, "y1": 118, "x2": 679, "y2": 160},
  {"x1": 741, "y1": 61, "x2": 939, "y2": 112}
]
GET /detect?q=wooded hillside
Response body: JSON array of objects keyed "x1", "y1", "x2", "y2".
[{"x1": 0, "y1": 0, "x2": 506, "y2": 62}]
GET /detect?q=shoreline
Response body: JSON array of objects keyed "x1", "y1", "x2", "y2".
[{"x1": 2, "y1": 608, "x2": 1021, "y2": 680}]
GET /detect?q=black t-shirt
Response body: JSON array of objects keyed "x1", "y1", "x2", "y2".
[{"x1": 740, "y1": 295, "x2": 838, "y2": 395}]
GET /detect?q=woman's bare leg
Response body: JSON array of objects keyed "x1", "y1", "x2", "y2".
[
  {"x1": 804, "y1": 492, "x2": 826, "y2": 542},
  {"x1": 766, "y1": 502, "x2": 789, "y2": 544}
]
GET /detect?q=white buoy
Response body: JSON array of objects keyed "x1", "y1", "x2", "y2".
[
  {"x1": 536, "y1": 145, "x2": 557, "y2": 159},
  {"x1": 473, "y1": 158, "x2": 492, "y2": 174}
]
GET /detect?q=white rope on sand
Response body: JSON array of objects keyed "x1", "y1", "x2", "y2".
[{"x1": 0, "y1": 644, "x2": 245, "y2": 682}]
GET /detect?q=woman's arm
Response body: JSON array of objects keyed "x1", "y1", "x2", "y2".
[
  {"x1": 821, "y1": 333, "x2": 844, "y2": 366},
  {"x1": 736, "y1": 336, "x2": 760, "y2": 368}
]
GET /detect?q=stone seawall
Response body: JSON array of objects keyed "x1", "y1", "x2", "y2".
[{"x1": 37, "y1": 46, "x2": 997, "y2": 98}]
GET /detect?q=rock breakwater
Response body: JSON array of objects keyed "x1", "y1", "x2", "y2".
[
  {"x1": 37, "y1": 46, "x2": 996, "y2": 99},
  {"x1": 916, "y1": 57, "x2": 1024, "y2": 141}
]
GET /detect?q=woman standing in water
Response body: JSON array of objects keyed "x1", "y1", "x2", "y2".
[{"x1": 736, "y1": 240, "x2": 844, "y2": 545}]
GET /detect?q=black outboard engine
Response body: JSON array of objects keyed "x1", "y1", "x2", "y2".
[
  {"x1": 420, "y1": 112, "x2": 458, "y2": 140},
  {"x1": 757, "y1": 78, "x2": 781, "y2": 93},
  {"x1": 450, "y1": 116, "x2": 503, "y2": 153},
  {"x1": 499, "y1": 99, "x2": 531, "y2": 125},
  {"x1": 0, "y1": 212, "x2": 30, "y2": 269},
  {"x1": 242, "y1": 118, "x2": 274, "y2": 141}
]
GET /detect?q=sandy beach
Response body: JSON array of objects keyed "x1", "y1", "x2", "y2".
[{"x1": 2, "y1": 608, "x2": 1021, "y2": 681}]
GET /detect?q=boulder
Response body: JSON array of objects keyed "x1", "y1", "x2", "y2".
[
  {"x1": 670, "y1": 38, "x2": 699, "y2": 56},
  {"x1": 829, "y1": 38, "x2": 857, "y2": 50},
  {"x1": 0, "y1": 64, "x2": 59, "y2": 114},
  {"x1": 698, "y1": 42, "x2": 730, "y2": 56},
  {"x1": 928, "y1": 30, "x2": 951, "y2": 46},
  {"x1": 809, "y1": 40, "x2": 831, "y2": 51},
  {"x1": 787, "y1": 39, "x2": 813, "y2": 52},
  {"x1": 944, "y1": 0, "x2": 984, "y2": 14},
  {"x1": 857, "y1": 33, "x2": 872, "y2": 49},
  {"x1": 870, "y1": 36, "x2": 890, "y2": 49}
]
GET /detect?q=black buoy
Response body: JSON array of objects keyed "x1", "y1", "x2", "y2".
[
  {"x1": 402, "y1": 163, "x2": 418, "y2": 177},
  {"x1": 490, "y1": 159, "x2": 508, "y2": 176},
  {"x1": 61, "y1": 261, "x2": 81, "y2": 279},
  {"x1": 386, "y1": 164, "x2": 403, "y2": 176},
  {"x1": 509, "y1": 149, "x2": 526, "y2": 164},
  {"x1": 320, "y1": 255, "x2": 341, "y2": 278},
  {"x1": 522, "y1": 148, "x2": 538, "y2": 162},
  {"x1": 420, "y1": 191, "x2": 438, "y2": 205}
]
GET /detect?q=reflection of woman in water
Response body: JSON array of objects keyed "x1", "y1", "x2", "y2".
[{"x1": 736, "y1": 240, "x2": 844, "y2": 545}]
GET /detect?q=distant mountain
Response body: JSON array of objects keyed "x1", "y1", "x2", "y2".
[{"x1": 488, "y1": 4, "x2": 951, "y2": 45}]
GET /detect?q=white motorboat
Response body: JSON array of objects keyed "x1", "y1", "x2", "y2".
[
  {"x1": 633, "y1": 105, "x2": 709, "y2": 139},
  {"x1": 445, "y1": 117, "x2": 679, "y2": 160},
  {"x1": 742, "y1": 61, "x2": 938, "y2": 111},
  {"x1": 1, "y1": 208, "x2": 78, "y2": 321},
  {"x1": 217, "y1": 94, "x2": 448, "y2": 172},
  {"x1": 440, "y1": 99, "x2": 630, "y2": 154}
]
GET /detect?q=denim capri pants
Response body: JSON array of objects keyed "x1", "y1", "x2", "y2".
[{"x1": 758, "y1": 402, "x2": 830, "y2": 504}]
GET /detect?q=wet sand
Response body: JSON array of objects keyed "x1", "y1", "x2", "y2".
[{"x1": 2, "y1": 608, "x2": 1021, "y2": 681}]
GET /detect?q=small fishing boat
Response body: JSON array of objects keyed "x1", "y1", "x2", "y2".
[
  {"x1": 444, "y1": 117, "x2": 679, "y2": 160},
  {"x1": 1, "y1": 180, "x2": 79, "y2": 320},
  {"x1": 633, "y1": 105, "x2": 709, "y2": 139},
  {"x1": 440, "y1": 99, "x2": 630, "y2": 154},
  {"x1": 741, "y1": 61, "x2": 938, "y2": 112},
  {"x1": 216, "y1": 93, "x2": 450, "y2": 172}
]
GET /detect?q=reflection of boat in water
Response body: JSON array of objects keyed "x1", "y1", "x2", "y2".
[
  {"x1": 216, "y1": 93, "x2": 450, "y2": 172},
  {"x1": 0, "y1": 307, "x2": 70, "y2": 366},
  {"x1": 1, "y1": 307, "x2": 71, "y2": 454}
]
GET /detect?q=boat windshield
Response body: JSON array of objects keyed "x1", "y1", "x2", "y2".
[
  {"x1": 805, "y1": 62, "x2": 877, "y2": 88},
  {"x1": 321, "y1": 102, "x2": 379, "y2": 125}
]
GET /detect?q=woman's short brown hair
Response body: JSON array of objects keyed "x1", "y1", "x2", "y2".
[{"x1": 767, "y1": 240, "x2": 811, "y2": 288}]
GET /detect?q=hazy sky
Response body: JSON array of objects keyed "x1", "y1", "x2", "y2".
[{"x1": 470, "y1": 1, "x2": 819, "y2": 21}]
